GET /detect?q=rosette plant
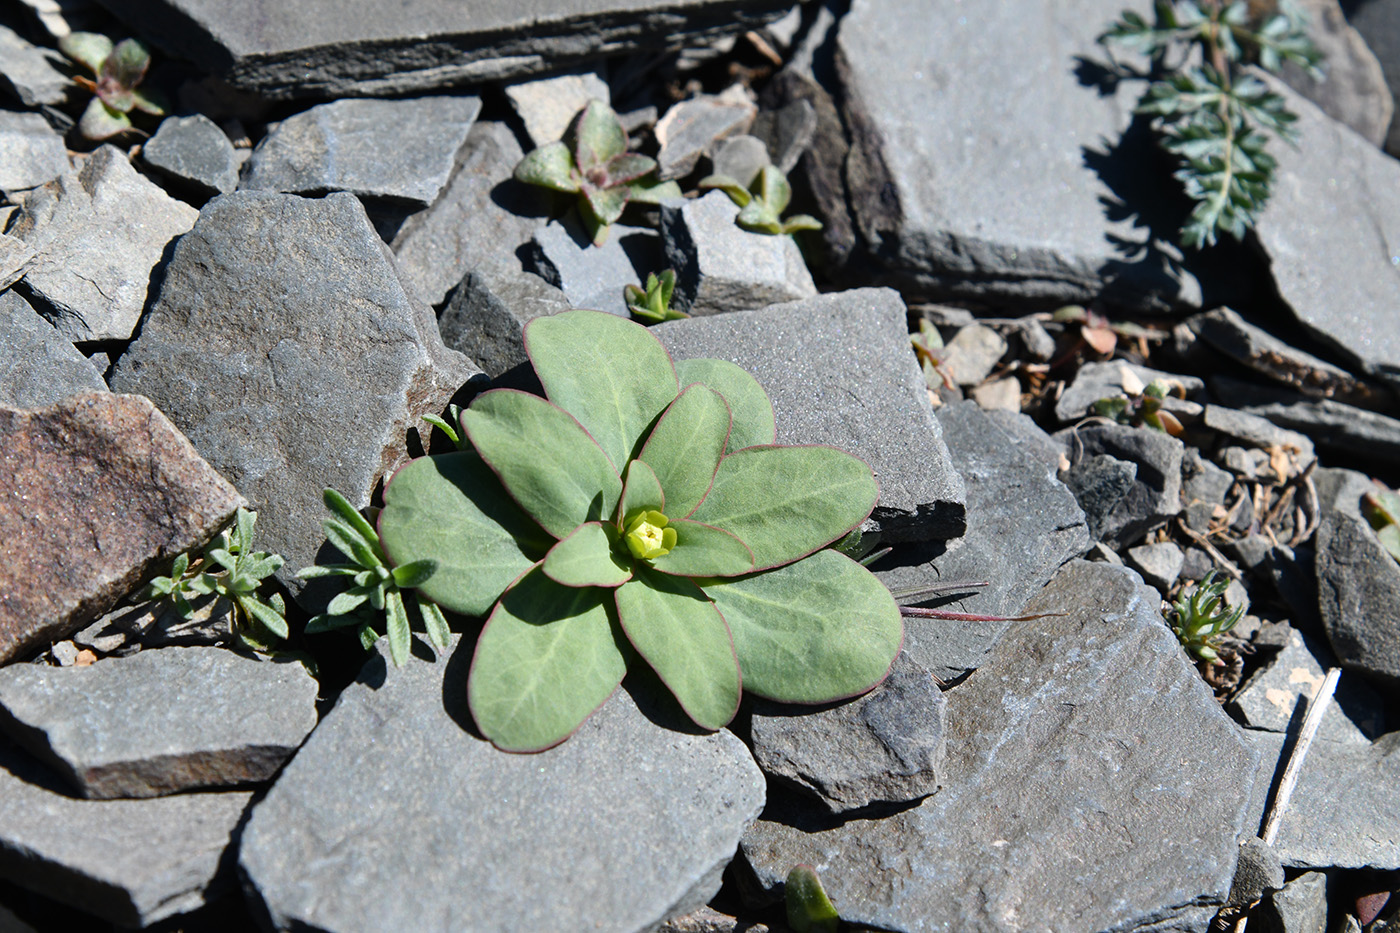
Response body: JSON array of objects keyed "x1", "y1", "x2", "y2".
[{"x1": 377, "y1": 311, "x2": 902, "y2": 752}]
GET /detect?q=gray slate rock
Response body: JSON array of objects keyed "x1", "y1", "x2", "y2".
[
  {"x1": 240, "y1": 638, "x2": 764, "y2": 933},
  {"x1": 0, "y1": 393, "x2": 244, "y2": 664},
  {"x1": 9, "y1": 145, "x2": 198, "y2": 342},
  {"x1": 749, "y1": 653, "x2": 946, "y2": 814},
  {"x1": 1128, "y1": 540, "x2": 1185, "y2": 592},
  {"x1": 939, "y1": 323, "x2": 1006, "y2": 387},
  {"x1": 750, "y1": 99, "x2": 817, "y2": 174},
  {"x1": 76, "y1": 593, "x2": 234, "y2": 653},
  {"x1": 0, "y1": 289, "x2": 108, "y2": 409},
  {"x1": 661, "y1": 190, "x2": 816, "y2": 316},
  {"x1": 1227, "y1": 382, "x2": 1400, "y2": 465},
  {"x1": 504, "y1": 69, "x2": 609, "y2": 148},
  {"x1": 390, "y1": 120, "x2": 545, "y2": 307},
  {"x1": 0, "y1": 648, "x2": 317, "y2": 799},
  {"x1": 1062, "y1": 452, "x2": 1138, "y2": 543},
  {"x1": 1281, "y1": 0, "x2": 1393, "y2": 146},
  {"x1": 142, "y1": 113, "x2": 240, "y2": 201},
  {"x1": 1226, "y1": 837, "x2": 1285, "y2": 908},
  {"x1": 655, "y1": 89, "x2": 756, "y2": 179},
  {"x1": 1262, "y1": 871, "x2": 1329, "y2": 933},
  {"x1": 241, "y1": 96, "x2": 481, "y2": 209},
  {"x1": 831, "y1": 0, "x2": 1202, "y2": 312},
  {"x1": 0, "y1": 110, "x2": 69, "y2": 191},
  {"x1": 1254, "y1": 78, "x2": 1400, "y2": 389},
  {"x1": 525, "y1": 213, "x2": 656, "y2": 317},
  {"x1": 1244, "y1": 730, "x2": 1400, "y2": 869},
  {"x1": 1313, "y1": 467, "x2": 1400, "y2": 693},
  {"x1": 0, "y1": 24, "x2": 70, "y2": 107},
  {"x1": 0, "y1": 737, "x2": 252, "y2": 928},
  {"x1": 1055, "y1": 360, "x2": 1205, "y2": 423},
  {"x1": 1348, "y1": 0, "x2": 1400, "y2": 154},
  {"x1": 97, "y1": 0, "x2": 791, "y2": 98},
  {"x1": 654, "y1": 289, "x2": 966, "y2": 543},
  {"x1": 439, "y1": 268, "x2": 572, "y2": 379},
  {"x1": 109, "y1": 191, "x2": 479, "y2": 601},
  {"x1": 659, "y1": 906, "x2": 770, "y2": 933},
  {"x1": 739, "y1": 561, "x2": 1258, "y2": 932},
  {"x1": 1057, "y1": 422, "x2": 1184, "y2": 548},
  {"x1": 1202, "y1": 405, "x2": 1316, "y2": 471},
  {"x1": 876, "y1": 401, "x2": 1088, "y2": 681},
  {"x1": 709, "y1": 134, "x2": 771, "y2": 187},
  {"x1": 0, "y1": 230, "x2": 35, "y2": 289}
]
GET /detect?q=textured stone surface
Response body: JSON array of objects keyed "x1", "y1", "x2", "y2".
[
  {"x1": 661, "y1": 190, "x2": 816, "y2": 316},
  {"x1": 0, "y1": 648, "x2": 318, "y2": 798},
  {"x1": 939, "y1": 324, "x2": 1007, "y2": 387},
  {"x1": 0, "y1": 290, "x2": 108, "y2": 409},
  {"x1": 1128, "y1": 540, "x2": 1185, "y2": 592},
  {"x1": 1057, "y1": 422, "x2": 1183, "y2": 548},
  {"x1": 0, "y1": 24, "x2": 70, "y2": 107},
  {"x1": 1280, "y1": 0, "x2": 1393, "y2": 146},
  {"x1": 525, "y1": 213, "x2": 654, "y2": 317},
  {"x1": 831, "y1": 0, "x2": 1202, "y2": 312},
  {"x1": 710, "y1": 134, "x2": 771, "y2": 187},
  {"x1": 0, "y1": 737, "x2": 252, "y2": 927},
  {"x1": 876, "y1": 401, "x2": 1088, "y2": 681},
  {"x1": 750, "y1": 99, "x2": 816, "y2": 174},
  {"x1": 1226, "y1": 836, "x2": 1285, "y2": 908},
  {"x1": 92, "y1": 0, "x2": 791, "y2": 98},
  {"x1": 1062, "y1": 452, "x2": 1137, "y2": 543},
  {"x1": 0, "y1": 110, "x2": 69, "y2": 191},
  {"x1": 659, "y1": 906, "x2": 770, "y2": 933},
  {"x1": 655, "y1": 90, "x2": 756, "y2": 179},
  {"x1": 1227, "y1": 382, "x2": 1400, "y2": 465},
  {"x1": 439, "y1": 268, "x2": 571, "y2": 378},
  {"x1": 240, "y1": 637, "x2": 765, "y2": 933},
  {"x1": 739, "y1": 561, "x2": 1258, "y2": 932},
  {"x1": 0, "y1": 230, "x2": 34, "y2": 289},
  {"x1": 390, "y1": 120, "x2": 545, "y2": 307},
  {"x1": 1349, "y1": 0, "x2": 1400, "y2": 154},
  {"x1": 8, "y1": 145, "x2": 198, "y2": 342},
  {"x1": 654, "y1": 289, "x2": 966, "y2": 542},
  {"x1": 109, "y1": 191, "x2": 479, "y2": 599},
  {"x1": 1261, "y1": 871, "x2": 1329, "y2": 933},
  {"x1": 0, "y1": 393, "x2": 244, "y2": 664},
  {"x1": 749, "y1": 653, "x2": 946, "y2": 814},
  {"x1": 142, "y1": 113, "x2": 240, "y2": 200},
  {"x1": 1254, "y1": 78, "x2": 1400, "y2": 389},
  {"x1": 1202, "y1": 405, "x2": 1316, "y2": 471},
  {"x1": 504, "y1": 69, "x2": 609, "y2": 148},
  {"x1": 241, "y1": 96, "x2": 480, "y2": 210},
  {"x1": 1055, "y1": 360, "x2": 1204, "y2": 423}
]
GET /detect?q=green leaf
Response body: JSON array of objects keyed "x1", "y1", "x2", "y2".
[
  {"x1": 584, "y1": 185, "x2": 630, "y2": 229},
  {"x1": 525, "y1": 310, "x2": 679, "y2": 472},
  {"x1": 688, "y1": 446, "x2": 878, "y2": 571},
  {"x1": 786, "y1": 865, "x2": 840, "y2": 933},
  {"x1": 605, "y1": 153, "x2": 658, "y2": 186},
  {"x1": 572, "y1": 100, "x2": 628, "y2": 170},
  {"x1": 702, "y1": 550, "x2": 902, "y2": 703},
  {"x1": 101, "y1": 38, "x2": 150, "y2": 91},
  {"x1": 170, "y1": 551, "x2": 190, "y2": 579},
  {"x1": 328, "y1": 587, "x2": 371, "y2": 615},
  {"x1": 468, "y1": 565, "x2": 628, "y2": 752},
  {"x1": 698, "y1": 174, "x2": 753, "y2": 207},
  {"x1": 378, "y1": 451, "x2": 546, "y2": 617},
  {"x1": 239, "y1": 553, "x2": 284, "y2": 580},
  {"x1": 626, "y1": 177, "x2": 684, "y2": 205},
  {"x1": 322, "y1": 488, "x2": 384, "y2": 561},
  {"x1": 357, "y1": 623, "x2": 380, "y2": 651},
  {"x1": 648, "y1": 520, "x2": 754, "y2": 578},
  {"x1": 60, "y1": 32, "x2": 114, "y2": 74},
  {"x1": 240, "y1": 594, "x2": 289, "y2": 641},
  {"x1": 296, "y1": 563, "x2": 360, "y2": 579},
  {"x1": 638, "y1": 385, "x2": 731, "y2": 518},
  {"x1": 615, "y1": 569, "x2": 740, "y2": 730},
  {"x1": 618, "y1": 458, "x2": 666, "y2": 523},
  {"x1": 77, "y1": 97, "x2": 132, "y2": 140},
  {"x1": 674, "y1": 358, "x2": 776, "y2": 453},
  {"x1": 305, "y1": 612, "x2": 364, "y2": 633},
  {"x1": 514, "y1": 141, "x2": 580, "y2": 192},
  {"x1": 736, "y1": 199, "x2": 782, "y2": 233},
  {"x1": 207, "y1": 547, "x2": 238, "y2": 574},
  {"x1": 322, "y1": 517, "x2": 380, "y2": 570},
  {"x1": 542, "y1": 522, "x2": 633, "y2": 588},
  {"x1": 385, "y1": 589, "x2": 411, "y2": 667},
  {"x1": 418, "y1": 596, "x2": 452, "y2": 650},
  {"x1": 462, "y1": 389, "x2": 622, "y2": 539},
  {"x1": 754, "y1": 165, "x2": 792, "y2": 215},
  {"x1": 390, "y1": 559, "x2": 437, "y2": 590},
  {"x1": 233, "y1": 507, "x2": 256, "y2": 554},
  {"x1": 780, "y1": 215, "x2": 822, "y2": 234},
  {"x1": 128, "y1": 87, "x2": 166, "y2": 116}
]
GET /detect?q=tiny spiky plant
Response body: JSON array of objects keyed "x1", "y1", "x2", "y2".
[
  {"x1": 57, "y1": 33, "x2": 167, "y2": 140},
  {"x1": 700, "y1": 165, "x2": 823, "y2": 236},
  {"x1": 624, "y1": 270, "x2": 688, "y2": 323},
  {"x1": 1166, "y1": 570, "x2": 1244, "y2": 664}
]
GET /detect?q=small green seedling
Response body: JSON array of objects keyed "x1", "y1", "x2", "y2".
[
  {"x1": 624, "y1": 269, "x2": 688, "y2": 323},
  {"x1": 377, "y1": 309, "x2": 903, "y2": 752},
  {"x1": 298, "y1": 488, "x2": 449, "y2": 666},
  {"x1": 1052, "y1": 305, "x2": 1165, "y2": 358},
  {"x1": 57, "y1": 32, "x2": 167, "y2": 140},
  {"x1": 700, "y1": 165, "x2": 823, "y2": 236},
  {"x1": 1362, "y1": 481, "x2": 1400, "y2": 563},
  {"x1": 786, "y1": 864, "x2": 840, "y2": 933},
  {"x1": 1092, "y1": 375, "x2": 1186, "y2": 436},
  {"x1": 910, "y1": 318, "x2": 955, "y2": 391},
  {"x1": 1166, "y1": 570, "x2": 1244, "y2": 664},
  {"x1": 514, "y1": 100, "x2": 682, "y2": 246},
  {"x1": 143, "y1": 507, "x2": 288, "y2": 651}
]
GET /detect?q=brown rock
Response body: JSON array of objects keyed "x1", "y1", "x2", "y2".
[{"x1": 0, "y1": 393, "x2": 244, "y2": 664}]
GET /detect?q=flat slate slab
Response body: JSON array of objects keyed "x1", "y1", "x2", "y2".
[
  {"x1": 830, "y1": 0, "x2": 1202, "y2": 313},
  {"x1": 0, "y1": 110, "x2": 70, "y2": 192},
  {"x1": 0, "y1": 392, "x2": 244, "y2": 664},
  {"x1": 0, "y1": 737, "x2": 252, "y2": 928},
  {"x1": 0, "y1": 23, "x2": 71, "y2": 108},
  {"x1": 653, "y1": 288, "x2": 966, "y2": 543},
  {"x1": 0, "y1": 290, "x2": 108, "y2": 409},
  {"x1": 0, "y1": 647, "x2": 319, "y2": 798},
  {"x1": 110, "y1": 191, "x2": 480, "y2": 600},
  {"x1": 93, "y1": 0, "x2": 792, "y2": 99},
  {"x1": 738, "y1": 561, "x2": 1258, "y2": 932},
  {"x1": 142, "y1": 113, "x2": 241, "y2": 201},
  {"x1": 240, "y1": 638, "x2": 765, "y2": 933}
]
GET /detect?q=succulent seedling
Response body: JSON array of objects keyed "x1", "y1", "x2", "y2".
[
  {"x1": 624, "y1": 269, "x2": 688, "y2": 323},
  {"x1": 700, "y1": 165, "x2": 823, "y2": 235},
  {"x1": 786, "y1": 865, "x2": 840, "y2": 933},
  {"x1": 58, "y1": 33, "x2": 167, "y2": 141},
  {"x1": 1166, "y1": 570, "x2": 1244, "y2": 664},
  {"x1": 1362, "y1": 480, "x2": 1400, "y2": 563},
  {"x1": 514, "y1": 100, "x2": 682, "y2": 246},
  {"x1": 377, "y1": 310, "x2": 903, "y2": 752},
  {"x1": 1092, "y1": 374, "x2": 1186, "y2": 436}
]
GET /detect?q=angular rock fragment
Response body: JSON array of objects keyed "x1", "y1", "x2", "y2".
[
  {"x1": 8, "y1": 145, "x2": 198, "y2": 342},
  {"x1": 0, "y1": 392, "x2": 244, "y2": 664},
  {"x1": 938, "y1": 323, "x2": 1006, "y2": 387},
  {"x1": 0, "y1": 230, "x2": 34, "y2": 289},
  {"x1": 525, "y1": 214, "x2": 655, "y2": 317},
  {"x1": 655, "y1": 89, "x2": 756, "y2": 179},
  {"x1": 1203, "y1": 405, "x2": 1316, "y2": 472},
  {"x1": 739, "y1": 561, "x2": 1258, "y2": 932},
  {"x1": 1128, "y1": 541, "x2": 1184, "y2": 592},
  {"x1": 877, "y1": 401, "x2": 1088, "y2": 680},
  {"x1": 661, "y1": 190, "x2": 816, "y2": 316},
  {"x1": 240, "y1": 638, "x2": 764, "y2": 932},
  {"x1": 0, "y1": 24, "x2": 70, "y2": 108},
  {"x1": 0, "y1": 290, "x2": 108, "y2": 409},
  {"x1": 0, "y1": 647, "x2": 318, "y2": 798},
  {"x1": 655, "y1": 289, "x2": 966, "y2": 542},
  {"x1": 1341, "y1": 0, "x2": 1400, "y2": 153},
  {"x1": 660, "y1": 906, "x2": 769, "y2": 933},
  {"x1": 709, "y1": 134, "x2": 770, "y2": 187},
  {"x1": 0, "y1": 738, "x2": 252, "y2": 927},
  {"x1": 1280, "y1": 0, "x2": 1393, "y2": 146},
  {"x1": 390, "y1": 120, "x2": 545, "y2": 307},
  {"x1": 1218, "y1": 378, "x2": 1400, "y2": 465},
  {"x1": 109, "y1": 191, "x2": 479, "y2": 599},
  {"x1": 438, "y1": 269, "x2": 571, "y2": 379},
  {"x1": 241, "y1": 96, "x2": 481, "y2": 209},
  {"x1": 142, "y1": 113, "x2": 240, "y2": 201},
  {"x1": 749, "y1": 99, "x2": 816, "y2": 174},
  {"x1": 1062, "y1": 453, "x2": 1137, "y2": 544},
  {"x1": 749, "y1": 653, "x2": 945, "y2": 814},
  {"x1": 0, "y1": 110, "x2": 69, "y2": 191},
  {"x1": 1261, "y1": 871, "x2": 1330, "y2": 933},
  {"x1": 504, "y1": 69, "x2": 609, "y2": 148},
  {"x1": 1056, "y1": 422, "x2": 1183, "y2": 548}
]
